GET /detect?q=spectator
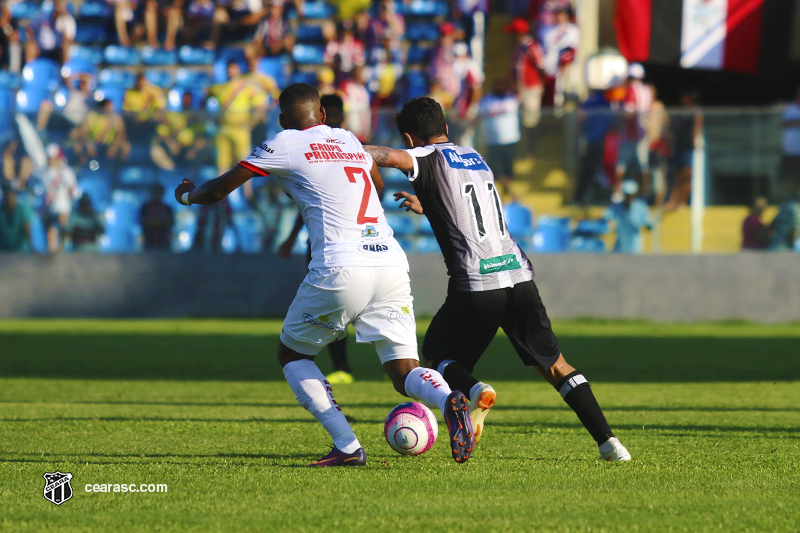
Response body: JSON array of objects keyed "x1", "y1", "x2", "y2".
[
  {"x1": 317, "y1": 66, "x2": 336, "y2": 96},
  {"x1": 182, "y1": 0, "x2": 218, "y2": 49},
  {"x1": 769, "y1": 177, "x2": 800, "y2": 251},
  {"x1": 24, "y1": 0, "x2": 75, "y2": 63},
  {"x1": 645, "y1": 83, "x2": 669, "y2": 207},
  {"x1": 209, "y1": 61, "x2": 268, "y2": 175},
  {"x1": 39, "y1": 144, "x2": 79, "y2": 253},
  {"x1": 603, "y1": 180, "x2": 652, "y2": 253},
  {"x1": 151, "y1": 92, "x2": 208, "y2": 170},
  {"x1": 73, "y1": 99, "x2": 131, "y2": 165},
  {"x1": 478, "y1": 79, "x2": 521, "y2": 200},
  {"x1": 427, "y1": 77, "x2": 454, "y2": 112},
  {"x1": 328, "y1": 0, "x2": 371, "y2": 21},
  {"x1": 505, "y1": 17, "x2": 545, "y2": 129},
  {"x1": 66, "y1": 193, "x2": 104, "y2": 252},
  {"x1": 193, "y1": 201, "x2": 231, "y2": 253},
  {"x1": 321, "y1": 93, "x2": 344, "y2": 128},
  {"x1": 543, "y1": 6, "x2": 579, "y2": 109},
  {"x1": 254, "y1": 0, "x2": 293, "y2": 57},
  {"x1": 1, "y1": 117, "x2": 33, "y2": 188},
  {"x1": 451, "y1": 41, "x2": 484, "y2": 147},
  {"x1": 455, "y1": 0, "x2": 489, "y2": 44},
  {"x1": 616, "y1": 63, "x2": 653, "y2": 193},
  {"x1": 243, "y1": 44, "x2": 280, "y2": 100},
  {"x1": 60, "y1": 74, "x2": 94, "y2": 128},
  {"x1": 124, "y1": 73, "x2": 168, "y2": 125},
  {"x1": 742, "y1": 197, "x2": 770, "y2": 250},
  {"x1": 0, "y1": 15, "x2": 23, "y2": 73},
  {"x1": 364, "y1": 0, "x2": 404, "y2": 62},
  {"x1": 111, "y1": 0, "x2": 144, "y2": 47},
  {"x1": 532, "y1": 0, "x2": 573, "y2": 43},
  {"x1": 339, "y1": 65, "x2": 371, "y2": 142},
  {"x1": 778, "y1": 87, "x2": 800, "y2": 185},
  {"x1": 428, "y1": 22, "x2": 458, "y2": 103},
  {"x1": 0, "y1": 187, "x2": 30, "y2": 252},
  {"x1": 324, "y1": 20, "x2": 366, "y2": 76},
  {"x1": 145, "y1": 0, "x2": 183, "y2": 50},
  {"x1": 574, "y1": 89, "x2": 614, "y2": 205},
  {"x1": 665, "y1": 88, "x2": 702, "y2": 211},
  {"x1": 140, "y1": 184, "x2": 174, "y2": 251}
]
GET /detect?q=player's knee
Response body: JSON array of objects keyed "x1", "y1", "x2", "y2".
[{"x1": 277, "y1": 341, "x2": 312, "y2": 367}]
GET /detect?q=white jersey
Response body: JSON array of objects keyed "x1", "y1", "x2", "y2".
[{"x1": 239, "y1": 124, "x2": 408, "y2": 271}]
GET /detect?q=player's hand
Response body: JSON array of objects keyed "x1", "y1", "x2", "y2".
[
  {"x1": 394, "y1": 191, "x2": 423, "y2": 214},
  {"x1": 175, "y1": 179, "x2": 195, "y2": 205},
  {"x1": 277, "y1": 238, "x2": 295, "y2": 258}
]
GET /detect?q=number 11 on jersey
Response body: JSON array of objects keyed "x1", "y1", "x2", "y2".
[
  {"x1": 345, "y1": 166, "x2": 378, "y2": 225},
  {"x1": 462, "y1": 182, "x2": 507, "y2": 242}
]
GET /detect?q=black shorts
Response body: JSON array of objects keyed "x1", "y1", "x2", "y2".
[
  {"x1": 486, "y1": 143, "x2": 516, "y2": 178},
  {"x1": 422, "y1": 279, "x2": 561, "y2": 371}
]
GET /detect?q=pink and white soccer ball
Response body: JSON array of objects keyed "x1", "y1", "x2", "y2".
[{"x1": 384, "y1": 402, "x2": 439, "y2": 456}]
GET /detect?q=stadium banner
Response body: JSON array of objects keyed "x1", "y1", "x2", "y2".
[{"x1": 614, "y1": 0, "x2": 790, "y2": 75}]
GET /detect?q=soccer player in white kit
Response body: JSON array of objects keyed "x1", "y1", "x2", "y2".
[{"x1": 174, "y1": 84, "x2": 475, "y2": 466}]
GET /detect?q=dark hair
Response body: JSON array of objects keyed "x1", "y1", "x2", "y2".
[
  {"x1": 321, "y1": 93, "x2": 344, "y2": 128},
  {"x1": 394, "y1": 97, "x2": 447, "y2": 142},
  {"x1": 279, "y1": 83, "x2": 320, "y2": 118}
]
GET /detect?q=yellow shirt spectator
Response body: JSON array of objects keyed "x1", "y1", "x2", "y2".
[{"x1": 123, "y1": 75, "x2": 167, "y2": 121}]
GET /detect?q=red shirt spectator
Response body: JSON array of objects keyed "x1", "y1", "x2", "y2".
[
  {"x1": 429, "y1": 22, "x2": 459, "y2": 100},
  {"x1": 325, "y1": 21, "x2": 366, "y2": 74}
]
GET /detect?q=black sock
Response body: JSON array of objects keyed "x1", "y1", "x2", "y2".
[
  {"x1": 328, "y1": 335, "x2": 350, "y2": 373},
  {"x1": 432, "y1": 359, "x2": 479, "y2": 399},
  {"x1": 555, "y1": 370, "x2": 614, "y2": 445}
]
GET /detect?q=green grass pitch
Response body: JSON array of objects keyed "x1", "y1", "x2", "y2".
[{"x1": 0, "y1": 319, "x2": 798, "y2": 532}]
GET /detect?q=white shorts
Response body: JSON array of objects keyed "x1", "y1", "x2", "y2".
[{"x1": 280, "y1": 266, "x2": 419, "y2": 364}]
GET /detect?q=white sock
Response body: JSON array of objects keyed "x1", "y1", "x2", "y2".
[
  {"x1": 403, "y1": 367, "x2": 452, "y2": 416},
  {"x1": 282, "y1": 359, "x2": 361, "y2": 454}
]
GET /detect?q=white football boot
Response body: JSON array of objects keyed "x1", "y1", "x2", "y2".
[
  {"x1": 469, "y1": 383, "x2": 496, "y2": 445},
  {"x1": 598, "y1": 437, "x2": 632, "y2": 461}
]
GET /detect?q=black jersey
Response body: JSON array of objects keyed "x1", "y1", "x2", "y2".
[{"x1": 406, "y1": 142, "x2": 533, "y2": 291}]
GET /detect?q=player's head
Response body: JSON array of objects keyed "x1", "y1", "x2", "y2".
[
  {"x1": 395, "y1": 97, "x2": 449, "y2": 148},
  {"x1": 278, "y1": 83, "x2": 326, "y2": 130},
  {"x1": 321, "y1": 93, "x2": 344, "y2": 129}
]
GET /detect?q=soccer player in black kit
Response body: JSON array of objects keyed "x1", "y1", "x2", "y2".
[{"x1": 364, "y1": 97, "x2": 631, "y2": 461}]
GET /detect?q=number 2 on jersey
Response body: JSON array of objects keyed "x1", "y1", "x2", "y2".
[
  {"x1": 462, "y1": 182, "x2": 506, "y2": 242},
  {"x1": 344, "y1": 166, "x2": 378, "y2": 224}
]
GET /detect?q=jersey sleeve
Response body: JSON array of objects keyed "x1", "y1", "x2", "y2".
[
  {"x1": 404, "y1": 146, "x2": 437, "y2": 191},
  {"x1": 238, "y1": 133, "x2": 289, "y2": 177}
]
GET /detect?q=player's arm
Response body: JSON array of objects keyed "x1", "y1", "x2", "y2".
[
  {"x1": 174, "y1": 165, "x2": 255, "y2": 206},
  {"x1": 363, "y1": 145, "x2": 414, "y2": 172},
  {"x1": 369, "y1": 159, "x2": 384, "y2": 194}
]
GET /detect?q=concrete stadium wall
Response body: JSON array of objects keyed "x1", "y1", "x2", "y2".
[{"x1": 0, "y1": 253, "x2": 798, "y2": 322}]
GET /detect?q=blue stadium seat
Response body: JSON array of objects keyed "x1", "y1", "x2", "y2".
[
  {"x1": 385, "y1": 213, "x2": 415, "y2": 236},
  {"x1": 300, "y1": 1, "x2": 333, "y2": 19},
  {"x1": 98, "y1": 68, "x2": 136, "y2": 89},
  {"x1": 93, "y1": 86, "x2": 125, "y2": 111},
  {"x1": 156, "y1": 168, "x2": 180, "y2": 187},
  {"x1": 140, "y1": 47, "x2": 177, "y2": 66},
  {"x1": 290, "y1": 70, "x2": 317, "y2": 86},
  {"x1": 179, "y1": 46, "x2": 216, "y2": 66},
  {"x1": 418, "y1": 216, "x2": 434, "y2": 235},
  {"x1": 41, "y1": 0, "x2": 75, "y2": 16},
  {"x1": 104, "y1": 45, "x2": 140, "y2": 66},
  {"x1": 0, "y1": 88, "x2": 16, "y2": 113},
  {"x1": 77, "y1": 176, "x2": 112, "y2": 211},
  {"x1": 569, "y1": 236, "x2": 606, "y2": 253},
  {"x1": 60, "y1": 60, "x2": 97, "y2": 78},
  {"x1": 68, "y1": 45, "x2": 104, "y2": 65},
  {"x1": 119, "y1": 165, "x2": 154, "y2": 185},
  {"x1": 221, "y1": 225, "x2": 238, "y2": 254},
  {"x1": 406, "y1": 22, "x2": 440, "y2": 42},
  {"x1": 503, "y1": 201, "x2": 533, "y2": 238},
  {"x1": 415, "y1": 235, "x2": 440, "y2": 253},
  {"x1": 406, "y1": 46, "x2": 431, "y2": 64},
  {"x1": 175, "y1": 68, "x2": 211, "y2": 89},
  {"x1": 22, "y1": 58, "x2": 60, "y2": 92},
  {"x1": 168, "y1": 86, "x2": 206, "y2": 111},
  {"x1": 573, "y1": 218, "x2": 609, "y2": 236},
  {"x1": 401, "y1": 0, "x2": 449, "y2": 16},
  {"x1": 226, "y1": 187, "x2": 251, "y2": 213},
  {"x1": 10, "y1": 1, "x2": 39, "y2": 20},
  {"x1": 403, "y1": 71, "x2": 428, "y2": 100},
  {"x1": 16, "y1": 89, "x2": 47, "y2": 114},
  {"x1": 218, "y1": 47, "x2": 246, "y2": 64},
  {"x1": 0, "y1": 71, "x2": 20, "y2": 90},
  {"x1": 127, "y1": 144, "x2": 153, "y2": 164},
  {"x1": 532, "y1": 216, "x2": 570, "y2": 253},
  {"x1": 296, "y1": 24, "x2": 325, "y2": 43},
  {"x1": 174, "y1": 211, "x2": 197, "y2": 251},
  {"x1": 78, "y1": 0, "x2": 111, "y2": 19},
  {"x1": 232, "y1": 212, "x2": 263, "y2": 253},
  {"x1": 292, "y1": 44, "x2": 325, "y2": 65},
  {"x1": 380, "y1": 188, "x2": 405, "y2": 210},
  {"x1": 144, "y1": 69, "x2": 173, "y2": 89},
  {"x1": 199, "y1": 166, "x2": 218, "y2": 181},
  {"x1": 28, "y1": 213, "x2": 48, "y2": 253},
  {"x1": 74, "y1": 22, "x2": 108, "y2": 44},
  {"x1": 100, "y1": 190, "x2": 142, "y2": 253},
  {"x1": 257, "y1": 56, "x2": 289, "y2": 88}
]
